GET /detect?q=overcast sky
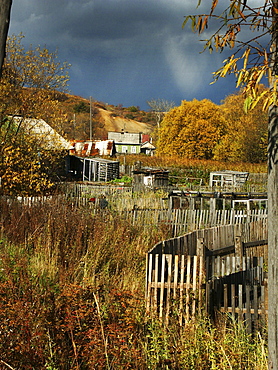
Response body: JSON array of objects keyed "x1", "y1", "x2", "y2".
[{"x1": 9, "y1": 0, "x2": 241, "y2": 110}]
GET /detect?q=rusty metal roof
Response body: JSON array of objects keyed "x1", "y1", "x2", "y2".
[
  {"x1": 132, "y1": 167, "x2": 169, "y2": 175},
  {"x1": 69, "y1": 140, "x2": 116, "y2": 157}
]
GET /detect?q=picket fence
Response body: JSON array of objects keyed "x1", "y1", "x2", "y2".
[
  {"x1": 146, "y1": 220, "x2": 268, "y2": 332},
  {"x1": 119, "y1": 208, "x2": 267, "y2": 236},
  {"x1": 146, "y1": 254, "x2": 204, "y2": 326},
  {"x1": 206, "y1": 253, "x2": 268, "y2": 333},
  {"x1": 4, "y1": 193, "x2": 267, "y2": 237}
]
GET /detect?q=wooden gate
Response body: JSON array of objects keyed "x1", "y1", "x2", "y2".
[
  {"x1": 146, "y1": 253, "x2": 268, "y2": 332},
  {"x1": 146, "y1": 253, "x2": 204, "y2": 325}
]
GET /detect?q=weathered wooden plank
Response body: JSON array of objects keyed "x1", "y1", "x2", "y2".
[
  {"x1": 238, "y1": 284, "x2": 243, "y2": 323},
  {"x1": 159, "y1": 254, "x2": 166, "y2": 318},
  {"x1": 235, "y1": 256, "x2": 241, "y2": 273},
  {"x1": 220, "y1": 307, "x2": 268, "y2": 315},
  {"x1": 215, "y1": 256, "x2": 221, "y2": 277},
  {"x1": 226, "y1": 256, "x2": 231, "y2": 276},
  {"x1": 245, "y1": 285, "x2": 251, "y2": 334},
  {"x1": 224, "y1": 284, "x2": 228, "y2": 311},
  {"x1": 221, "y1": 256, "x2": 225, "y2": 277},
  {"x1": 179, "y1": 255, "x2": 185, "y2": 326},
  {"x1": 192, "y1": 255, "x2": 198, "y2": 317},
  {"x1": 231, "y1": 284, "x2": 236, "y2": 318},
  {"x1": 254, "y1": 285, "x2": 259, "y2": 333},
  {"x1": 165, "y1": 255, "x2": 172, "y2": 325},
  {"x1": 154, "y1": 254, "x2": 159, "y2": 311},
  {"x1": 205, "y1": 281, "x2": 211, "y2": 314},
  {"x1": 173, "y1": 255, "x2": 179, "y2": 299},
  {"x1": 198, "y1": 256, "x2": 203, "y2": 316},
  {"x1": 185, "y1": 255, "x2": 191, "y2": 322},
  {"x1": 146, "y1": 253, "x2": 153, "y2": 312}
]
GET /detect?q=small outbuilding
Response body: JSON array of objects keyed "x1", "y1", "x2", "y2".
[
  {"x1": 140, "y1": 141, "x2": 156, "y2": 155},
  {"x1": 132, "y1": 167, "x2": 169, "y2": 191},
  {"x1": 66, "y1": 156, "x2": 119, "y2": 182}
]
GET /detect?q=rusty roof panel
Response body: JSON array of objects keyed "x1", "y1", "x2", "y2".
[{"x1": 70, "y1": 140, "x2": 115, "y2": 157}]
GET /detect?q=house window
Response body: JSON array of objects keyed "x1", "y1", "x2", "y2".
[
  {"x1": 122, "y1": 146, "x2": 128, "y2": 153},
  {"x1": 131, "y1": 146, "x2": 137, "y2": 153}
]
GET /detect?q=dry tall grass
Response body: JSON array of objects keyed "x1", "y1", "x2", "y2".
[
  {"x1": 121, "y1": 154, "x2": 267, "y2": 173},
  {"x1": 0, "y1": 197, "x2": 268, "y2": 369}
]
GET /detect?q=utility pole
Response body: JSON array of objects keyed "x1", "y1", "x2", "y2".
[
  {"x1": 73, "y1": 113, "x2": 76, "y2": 138},
  {"x1": 89, "y1": 96, "x2": 92, "y2": 141}
]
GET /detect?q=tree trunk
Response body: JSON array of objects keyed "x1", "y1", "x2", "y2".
[
  {"x1": 0, "y1": 0, "x2": 12, "y2": 78},
  {"x1": 268, "y1": 3, "x2": 278, "y2": 368},
  {"x1": 268, "y1": 106, "x2": 278, "y2": 369}
]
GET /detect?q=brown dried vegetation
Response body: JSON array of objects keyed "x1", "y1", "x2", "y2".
[{"x1": 0, "y1": 197, "x2": 268, "y2": 369}]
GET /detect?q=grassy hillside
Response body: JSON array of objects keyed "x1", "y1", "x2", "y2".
[{"x1": 55, "y1": 93, "x2": 155, "y2": 140}]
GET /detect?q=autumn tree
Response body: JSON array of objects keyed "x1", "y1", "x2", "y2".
[
  {"x1": 0, "y1": 34, "x2": 71, "y2": 195},
  {"x1": 0, "y1": 34, "x2": 70, "y2": 124},
  {"x1": 1, "y1": 131, "x2": 62, "y2": 195},
  {"x1": 157, "y1": 99, "x2": 226, "y2": 159},
  {"x1": 215, "y1": 88, "x2": 268, "y2": 162},
  {"x1": 184, "y1": 1, "x2": 277, "y2": 367}
]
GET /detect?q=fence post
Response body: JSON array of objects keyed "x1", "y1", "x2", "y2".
[
  {"x1": 205, "y1": 280, "x2": 214, "y2": 317},
  {"x1": 235, "y1": 235, "x2": 244, "y2": 268},
  {"x1": 197, "y1": 237, "x2": 205, "y2": 273},
  {"x1": 197, "y1": 237, "x2": 205, "y2": 258}
]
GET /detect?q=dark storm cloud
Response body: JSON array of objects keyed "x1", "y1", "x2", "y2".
[{"x1": 9, "y1": 0, "x2": 239, "y2": 109}]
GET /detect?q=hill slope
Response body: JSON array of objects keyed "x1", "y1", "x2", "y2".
[
  {"x1": 58, "y1": 94, "x2": 155, "y2": 140},
  {"x1": 96, "y1": 108, "x2": 152, "y2": 133}
]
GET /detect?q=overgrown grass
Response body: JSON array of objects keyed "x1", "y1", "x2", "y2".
[
  {"x1": 145, "y1": 316, "x2": 267, "y2": 369},
  {"x1": 120, "y1": 154, "x2": 267, "y2": 174},
  {"x1": 0, "y1": 197, "x2": 268, "y2": 369}
]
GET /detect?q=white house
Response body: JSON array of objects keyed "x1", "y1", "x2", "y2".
[{"x1": 12, "y1": 116, "x2": 73, "y2": 150}]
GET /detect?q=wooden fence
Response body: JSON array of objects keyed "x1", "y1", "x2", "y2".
[
  {"x1": 206, "y1": 254, "x2": 268, "y2": 334},
  {"x1": 148, "y1": 219, "x2": 267, "y2": 256},
  {"x1": 146, "y1": 220, "x2": 268, "y2": 332},
  {"x1": 146, "y1": 253, "x2": 204, "y2": 325},
  {"x1": 119, "y1": 208, "x2": 267, "y2": 236},
  {"x1": 4, "y1": 193, "x2": 267, "y2": 237}
]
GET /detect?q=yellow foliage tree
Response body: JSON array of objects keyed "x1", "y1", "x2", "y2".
[
  {"x1": 0, "y1": 34, "x2": 70, "y2": 195},
  {"x1": 0, "y1": 120, "x2": 68, "y2": 195},
  {"x1": 0, "y1": 34, "x2": 70, "y2": 129},
  {"x1": 156, "y1": 99, "x2": 226, "y2": 159},
  {"x1": 2, "y1": 139, "x2": 51, "y2": 196},
  {"x1": 214, "y1": 89, "x2": 268, "y2": 163}
]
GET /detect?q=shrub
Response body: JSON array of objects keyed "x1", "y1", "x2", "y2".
[{"x1": 128, "y1": 106, "x2": 139, "y2": 112}]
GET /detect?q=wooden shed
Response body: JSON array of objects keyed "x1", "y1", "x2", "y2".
[
  {"x1": 66, "y1": 155, "x2": 119, "y2": 182},
  {"x1": 132, "y1": 168, "x2": 169, "y2": 190}
]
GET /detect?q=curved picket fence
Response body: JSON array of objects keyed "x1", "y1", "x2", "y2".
[{"x1": 146, "y1": 219, "x2": 268, "y2": 332}]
